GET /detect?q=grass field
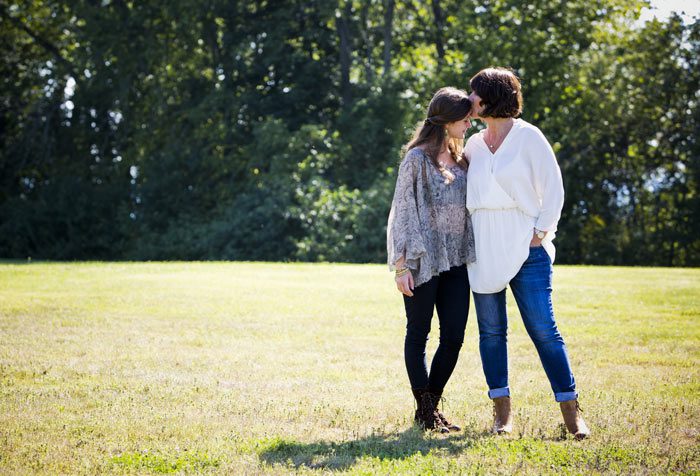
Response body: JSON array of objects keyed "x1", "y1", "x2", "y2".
[{"x1": 0, "y1": 262, "x2": 698, "y2": 475}]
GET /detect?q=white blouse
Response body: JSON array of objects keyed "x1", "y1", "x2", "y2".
[{"x1": 465, "y1": 119, "x2": 565, "y2": 293}]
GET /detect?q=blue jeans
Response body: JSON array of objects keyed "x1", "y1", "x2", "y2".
[{"x1": 472, "y1": 246, "x2": 577, "y2": 402}]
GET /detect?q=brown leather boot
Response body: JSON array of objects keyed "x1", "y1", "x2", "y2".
[
  {"x1": 560, "y1": 400, "x2": 590, "y2": 440},
  {"x1": 492, "y1": 396, "x2": 513, "y2": 434},
  {"x1": 431, "y1": 391, "x2": 461, "y2": 432},
  {"x1": 411, "y1": 388, "x2": 449, "y2": 433}
]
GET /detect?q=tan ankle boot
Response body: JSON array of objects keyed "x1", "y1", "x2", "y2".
[
  {"x1": 492, "y1": 396, "x2": 513, "y2": 434},
  {"x1": 560, "y1": 400, "x2": 590, "y2": 440}
]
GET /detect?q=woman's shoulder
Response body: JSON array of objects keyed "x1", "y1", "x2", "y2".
[
  {"x1": 464, "y1": 131, "x2": 486, "y2": 158},
  {"x1": 401, "y1": 147, "x2": 430, "y2": 168},
  {"x1": 465, "y1": 132, "x2": 482, "y2": 149},
  {"x1": 516, "y1": 119, "x2": 548, "y2": 141}
]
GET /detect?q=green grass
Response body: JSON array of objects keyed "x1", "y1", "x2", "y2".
[{"x1": 0, "y1": 262, "x2": 698, "y2": 475}]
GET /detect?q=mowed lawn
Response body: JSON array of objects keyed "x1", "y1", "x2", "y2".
[{"x1": 0, "y1": 262, "x2": 698, "y2": 475}]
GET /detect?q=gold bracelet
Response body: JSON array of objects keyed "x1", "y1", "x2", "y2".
[{"x1": 395, "y1": 268, "x2": 410, "y2": 278}]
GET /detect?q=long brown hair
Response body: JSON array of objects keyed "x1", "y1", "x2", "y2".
[{"x1": 404, "y1": 87, "x2": 471, "y2": 176}]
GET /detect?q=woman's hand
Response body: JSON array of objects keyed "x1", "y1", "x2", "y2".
[
  {"x1": 530, "y1": 232, "x2": 543, "y2": 247},
  {"x1": 395, "y1": 272, "x2": 415, "y2": 297}
]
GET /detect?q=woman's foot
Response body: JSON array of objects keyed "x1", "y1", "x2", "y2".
[
  {"x1": 432, "y1": 392, "x2": 461, "y2": 432},
  {"x1": 436, "y1": 409, "x2": 461, "y2": 432},
  {"x1": 412, "y1": 389, "x2": 449, "y2": 433},
  {"x1": 560, "y1": 400, "x2": 590, "y2": 440},
  {"x1": 492, "y1": 396, "x2": 513, "y2": 434}
]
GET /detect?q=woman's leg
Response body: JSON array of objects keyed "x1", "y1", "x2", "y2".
[
  {"x1": 403, "y1": 276, "x2": 438, "y2": 390},
  {"x1": 427, "y1": 265, "x2": 470, "y2": 393},
  {"x1": 509, "y1": 246, "x2": 577, "y2": 402},
  {"x1": 473, "y1": 288, "x2": 512, "y2": 433},
  {"x1": 472, "y1": 289, "x2": 509, "y2": 398},
  {"x1": 403, "y1": 276, "x2": 449, "y2": 432}
]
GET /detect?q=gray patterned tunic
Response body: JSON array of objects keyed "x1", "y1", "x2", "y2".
[{"x1": 387, "y1": 148, "x2": 476, "y2": 287}]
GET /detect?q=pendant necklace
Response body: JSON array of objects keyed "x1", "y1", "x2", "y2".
[
  {"x1": 485, "y1": 120, "x2": 514, "y2": 151},
  {"x1": 486, "y1": 131, "x2": 501, "y2": 150}
]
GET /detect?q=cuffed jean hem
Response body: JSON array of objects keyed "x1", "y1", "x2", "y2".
[
  {"x1": 555, "y1": 391, "x2": 578, "y2": 403},
  {"x1": 488, "y1": 387, "x2": 510, "y2": 399}
]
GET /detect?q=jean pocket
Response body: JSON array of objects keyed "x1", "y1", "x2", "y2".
[{"x1": 528, "y1": 245, "x2": 546, "y2": 259}]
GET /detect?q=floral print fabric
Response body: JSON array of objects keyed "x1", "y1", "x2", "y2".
[{"x1": 387, "y1": 148, "x2": 476, "y2": 287}]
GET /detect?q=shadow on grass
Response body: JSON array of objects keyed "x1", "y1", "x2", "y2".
[{"x1": 258, "y1": 426, "x2": 492, "y2": 471}]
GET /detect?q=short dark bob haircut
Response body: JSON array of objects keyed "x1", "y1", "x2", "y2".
[{"x1": 469, "y1": 67, "x2": 523, "y2": 118}]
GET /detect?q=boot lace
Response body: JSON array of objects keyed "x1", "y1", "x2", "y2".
[{"x1": 436, "y1": 396, "x2": 453, "y2": 426}]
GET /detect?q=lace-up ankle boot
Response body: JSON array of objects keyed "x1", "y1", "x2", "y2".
[
  {"x1": 560, "y1": 400, "x2": 590, "y2": 440},
  {"x1": 430, "y1": 390, "x2": 461, "y2": 432},
  {"x1": 411, "y1": 388, "x2": 449, "y2": 433}
]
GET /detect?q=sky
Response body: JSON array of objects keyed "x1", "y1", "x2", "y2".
[{"x1": 641, "y1": 0, "x2": 700, "y2": 23}]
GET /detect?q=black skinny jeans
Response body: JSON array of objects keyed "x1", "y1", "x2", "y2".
[{"x1": 402, "y1": 265, "x2": 470, "y2": 393}]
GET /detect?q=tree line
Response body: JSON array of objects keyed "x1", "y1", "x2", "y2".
[{"x1": 1, "y1": 1, "x2": 698, "y2": 265}]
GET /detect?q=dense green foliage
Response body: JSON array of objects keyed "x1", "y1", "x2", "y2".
[{"x1": 1, "y1": 1, "x2": 698, "y2": 264}]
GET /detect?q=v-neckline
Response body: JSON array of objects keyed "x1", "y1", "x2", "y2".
[{"x1": 482, "y1": 119, "x2": 519, "y2": 156}]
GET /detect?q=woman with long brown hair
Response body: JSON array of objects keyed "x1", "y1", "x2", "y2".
[{"x1": 387, "y1": 87, "x2": 475, "y2": 433}]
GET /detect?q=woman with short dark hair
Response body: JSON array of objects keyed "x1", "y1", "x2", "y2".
[
  {"x1": 464, "y1": 67, "x2": 590, "y2": 439},
  {"x1": 387, "y1": 87, "x2": 475, "y2": 433}
]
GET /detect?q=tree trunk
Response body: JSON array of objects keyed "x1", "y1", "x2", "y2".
[
  {"x1": 336, "y1": 3, "x2": 353, "y2": 106},
  {"x1": 359, "y1": 2, "x2": 374, "y2": 83},
  {"x1": 431, "y1": 0, "x2": 445, "y2": 68},
  {"x1": 382, "y1": 0, "x2": 395, "y2": 78}
]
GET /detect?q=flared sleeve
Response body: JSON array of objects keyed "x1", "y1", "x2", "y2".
[{"x1": 387, "y1": 150, "x2": 428, "y2": 271}]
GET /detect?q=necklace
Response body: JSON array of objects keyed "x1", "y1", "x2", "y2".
[
  {"x1": 485, "y1": 120, "x2": 515, "y2": 151},
  {"x1": 485, "y1": 131, "x2": 504, "y2": 149}
]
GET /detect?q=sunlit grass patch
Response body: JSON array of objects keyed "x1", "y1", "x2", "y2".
[
  {"x1": 0, "y1": 262, "x2": 698, "y2": 474},
  {"x1": 110, "y1": 449, "x2": 219, "y2": 473}
]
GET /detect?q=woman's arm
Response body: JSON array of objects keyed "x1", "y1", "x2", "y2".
[
  {"x1": 530, "y1": 129, "x2": 565, "y2": 234},
  {"x1": 387, "y1": 151, "x2": 426, "y2": 296}
]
